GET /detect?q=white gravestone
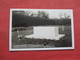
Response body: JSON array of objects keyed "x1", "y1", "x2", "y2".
[{"x1": 25, "y1": 26, "x2": 65, "y2": 40}]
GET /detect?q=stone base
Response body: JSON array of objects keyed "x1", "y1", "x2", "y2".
[{"x1": 25, "y1": 34, "x2": 65, "y2": 40}]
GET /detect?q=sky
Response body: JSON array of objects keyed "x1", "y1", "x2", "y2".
[
  {"x1": 24, "y1": 9, "x2": 73, "y2": 19},
  {"x1": 12, "y1": 9, "x2": 73, "y2": 19}
]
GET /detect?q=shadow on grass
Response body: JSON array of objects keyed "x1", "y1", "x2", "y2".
[{"x1": 12, "y1": 35, "x2": 72, "y2": 48}]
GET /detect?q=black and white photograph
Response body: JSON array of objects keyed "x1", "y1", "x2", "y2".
[{"x1": 9, "y1": 9, "x2": 74, "y2": 51}]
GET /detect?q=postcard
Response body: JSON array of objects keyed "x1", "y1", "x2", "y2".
[{"x1": 9, "y1": 9, "x2": 74, "y2": 51}]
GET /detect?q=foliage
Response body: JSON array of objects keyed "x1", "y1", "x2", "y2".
[{"x1": 12, "y1": 13, "x2": 71, "y2": 27}]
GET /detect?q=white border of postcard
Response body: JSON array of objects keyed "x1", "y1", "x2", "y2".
[{"x1": 9, "y1": 9, "x2": 74, "y2": 51}]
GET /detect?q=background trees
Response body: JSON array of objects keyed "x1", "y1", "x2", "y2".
[{"x1": 12, "y1": 11, "x2": 71, "y2": 27}]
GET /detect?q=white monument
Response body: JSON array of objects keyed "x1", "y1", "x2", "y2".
[{"x1": 25, "y1": 26, "x2": 65, "y2": 40}]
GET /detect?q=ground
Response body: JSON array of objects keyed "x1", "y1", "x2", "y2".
[{"x1": 11, "y1": 26, "x2": 72, "y2": 49}]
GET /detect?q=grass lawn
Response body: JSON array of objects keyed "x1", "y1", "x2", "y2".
[{"x1": 12, "y1": 26, "x2": 72, "y2": 49}]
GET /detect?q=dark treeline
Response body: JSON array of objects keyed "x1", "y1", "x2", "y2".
[{"x1": 12, "y1": 13, "x2": 71, "y2": 27}]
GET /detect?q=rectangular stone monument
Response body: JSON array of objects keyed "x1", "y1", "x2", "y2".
[{"x1": 25, "y1": 26, "x2": 65, "y2": 40}]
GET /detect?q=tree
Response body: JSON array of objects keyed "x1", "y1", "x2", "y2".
[
  {"x1": 24, "y1": 11, "x2": 32, "y2": 16},
  {"x1": 64, "y1": 13, "x2": 70, "y2": 19},
  {"x1": 37, "y1": 11, "x2": 49, "y2": 19},
  {"x1": 12, "y1": 11, "x2": 25, "y2": 15}
]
